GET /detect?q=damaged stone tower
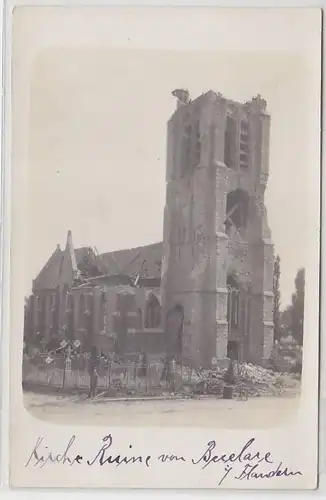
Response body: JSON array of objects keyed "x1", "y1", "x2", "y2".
[{"x1": 161, "y1": 90, "x2": 274, "y2": 368}]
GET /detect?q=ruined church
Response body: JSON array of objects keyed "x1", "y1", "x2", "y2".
[{"x1": 24, "y1": 90, "x2": 274, "y2": 368}]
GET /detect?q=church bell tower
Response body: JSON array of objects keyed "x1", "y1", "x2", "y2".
[{"x1": 161, "y1": 90, "x2": 274, "y2": 368}]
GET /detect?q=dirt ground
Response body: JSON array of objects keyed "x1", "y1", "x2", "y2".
[{"x1": 24, "y1": 391, "x2": 300, "y2": 429}]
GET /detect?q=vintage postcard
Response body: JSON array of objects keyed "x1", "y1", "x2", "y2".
[{"x1": 7, "y1": 5, "x2": 321, "y2": 489}]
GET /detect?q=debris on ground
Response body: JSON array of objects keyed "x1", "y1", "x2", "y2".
[
  {"x1": 191, "y1": 361, "x2": 301, "y2": 398},
  {"x1": 23, "y1": 350, "x2": 301, "y2": 399}
]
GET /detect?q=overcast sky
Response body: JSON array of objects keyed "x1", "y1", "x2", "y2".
[{"x1": 12, "y1": 8, "x2": 320, "y2": 307}]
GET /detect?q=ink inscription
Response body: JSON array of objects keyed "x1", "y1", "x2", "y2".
[{"x1": 25, "y1": 434, "x2": 303, "y2": 486}]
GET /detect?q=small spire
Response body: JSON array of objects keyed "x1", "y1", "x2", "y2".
[{"x1": 66, "y1": 230, "x2": 78, "y2": 275}]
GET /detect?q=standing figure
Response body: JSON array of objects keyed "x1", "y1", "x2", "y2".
[
  {"x1": 138, "y1": 350, "x2": 148, "y2": 377},
  {"x1": 88, "y1": 346, "x2": 100, "y2": 399}
]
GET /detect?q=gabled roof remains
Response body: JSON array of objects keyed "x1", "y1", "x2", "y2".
[{"x1": 32, "y1": 234, "x2": 163, "y2": 293}]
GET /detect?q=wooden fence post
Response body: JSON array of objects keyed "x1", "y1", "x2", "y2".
[{"x1": 108, "y1": 361, "x2": 112, "y2": 385}]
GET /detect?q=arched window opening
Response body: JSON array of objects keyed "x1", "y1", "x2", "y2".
[
  {"x1": 36, "y1": 296, "x2": 45, "y2": 338},
  {"x1": 99, "y1": 292, "x2": 106, "y2": 333},
  {"x1": 66, "y1": 292, "x2": 73, "y2": 312},
  {"x1": 62, "y1": 285, "x2": 69, "y2": 305},
  {"x1": 224, "y1": 115, "x2": 237, "y2": 169},
  {"x1": 50, "y1": 290, "x2": 60, "y2": 337},
  {"x1": 41, "y1": 296, "x2": 48, "y2": 335},
  {"x1": 78, "y1": 294, "x2": 86, "y2": 329},
  {"x1": 137, "y1": 308, "x2": 143, "y2": 329},
  {"x1": 51, "y1": 293, "x2": 56, "y2": 310},
  {"x1": 66, "y1": 292, "x2": 74, "y2": 340},
  {"x1": 62, "y1": 286, "x2": 69, "y2": 327},
  {"x1": 227, "y1": 275, "x2": 240, "y2": 330},
  {"x1": 35, "y1": 296, "x2": 41, "y2": 330},
  {"x1": 224, "y1": 189, "x2": 249, "y2": 234},
  {"x1": 49, "y1": 294, "x2": 55, "y2": 328},
  {"x1": 145, "y1": 294, "x2": 161, "y2": 328},
  {"x1": 166, "y1": 304, "x2": 184, "y2": 357},
  {"x1": 240, "y1": 119, "x2": 249, "y2": 169},
  {"x1": 85, "y1": 294, "x2": 94, "y2": 338}
]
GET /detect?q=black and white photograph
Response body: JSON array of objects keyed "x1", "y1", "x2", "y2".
[{"x1": 8, "y1": 6, "x2": 320, "y2": 489}]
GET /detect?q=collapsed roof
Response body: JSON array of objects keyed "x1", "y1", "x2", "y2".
[{"x1": 32, "y1": 231, "x2": 163, "y2": 292}]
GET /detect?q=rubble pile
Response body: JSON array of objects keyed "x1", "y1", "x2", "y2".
[
  {"x1": 190, "y1": 362, "x2": 301, "y2": 398},
  {"x1": 236, "y1": 362, "x2": 301, "y2": 397},
  {"x1": 237, "y1": 363, "x2": 278, "y2": 385},
  {"x1": 193, "y1": 371, "x2": 224, "y2": 396}
]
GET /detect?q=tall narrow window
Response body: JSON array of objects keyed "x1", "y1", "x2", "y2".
[
  {"x1": 137, "y1": 308, "x2": 142, "y2": 329},
  {"x1": 224, "y1": 116, "x2": 237, "y2": 169},
  {"x1": 41, "y1": 296, "x2": 48, "y2": 336},
  {"x1": 66, "y1": 293, "x2": 73, "y2": 312},
  {"x1": 99, "y1": 292, "x2": 106, "y2": 333},
  {"x1": 78, "y1": 294, "x2": 86, "y2": 329},
  {"x1": 35, "y1": 296, "x2": 41, "y2": 331},
  {"x1": 66, "y1": 293, "x2": 74, "y2": 340},
  {"x1": 86, "y1": 294, "x2": 94, "y2": 337},
  {"x1": 50, "y1": 291, "x2": 60, "y2": 336},
  {"x1": 29, "y1": 295, "x2": 36, "y2": 334},
  {"x1": 240, "y1": 120, "x2": 249, "y2": 169},
  {"x1": 145, "y1": 294, "x2": 161, "y2": 328},
  {"x1": 37, "y1": 296, "x2": 45, "y2": 337},
  {"x1": 62, "y1": 286, "x2": 69, "y2": 328},
  {"x1": 165, "y1": 304, "x2": 184, "y2": 357},
  {"x1": 227, "y1": 275, "x2": 240, "y2": 330}
]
